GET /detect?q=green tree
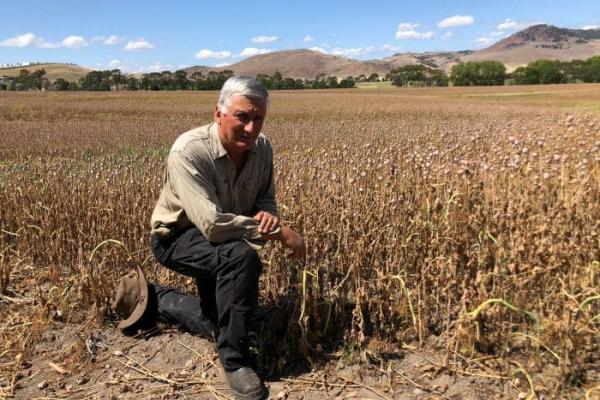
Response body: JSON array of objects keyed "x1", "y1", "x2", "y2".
[
  {"x1": 174, "y1": 70, "x2": 188, "y2": 90},
  {"x1": 582, "y1": 55, "x2": 600, "y2": 83},
  {"x1": 326, "y1": 76, "x2": 338, "y2": 88},
  {"x1": 140, "y1": 75, "x2": 151, "y2": 90},
  {"x1": 562, "y1": 59, "x2": 586, "y2": 82},
  {"x1": 110, "y1": 69, "x2": 123, "y2": 90},
  {"x1": 479, "y1": 61, "x2": 506, "y2": 85},
  {"x1": 390, "y1": 65, "x2": 448, "y2": 87},
  {"x1": 451, "y1": 61, "x2": 506, "y2": 86},
  {"x1": 338, "y1": 76, "x2": 356, "y2": 88},
  {"x1": 126, "y1": 77, "x2": 139, "y2": 91},
  {"x1": 256, "y1": 73, "x2": 271, "y2": 89},
  {"x1": 513, "y1": 60, "x2": 566, "y2": 85},
  {"x1": 52, "y1": 78, "x2": 71, "y2": 91},
  {"x1": 80, "y1": 71, "x2": 111, "y2": 90},
  {"x1": 531, "y1": 60, "x2": 565, "y2": 84}
]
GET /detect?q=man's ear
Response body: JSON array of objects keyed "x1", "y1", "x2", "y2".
[{"x1": 214, "y1": 105, "x2": 222, "y2": 125}]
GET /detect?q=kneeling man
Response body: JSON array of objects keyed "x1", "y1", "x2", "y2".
[{"x1": 150, "y1": 76, "x2": 305, "y2": 399}]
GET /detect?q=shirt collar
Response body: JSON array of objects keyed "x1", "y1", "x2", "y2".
[{"x1": 209, "y1": 122, "x2": 229, "y2": 160}]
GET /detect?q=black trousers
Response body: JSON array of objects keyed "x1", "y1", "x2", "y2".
[{"x1": 150, "y1": 227, "x2": 263, "y2": 371}]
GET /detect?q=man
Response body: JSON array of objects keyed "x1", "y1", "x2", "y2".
[{"x1": 149, "y1": 76, "x2": 305, "y2": 400}]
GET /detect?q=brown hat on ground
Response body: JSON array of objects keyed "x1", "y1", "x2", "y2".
[{"x1": 112, "y1": 266, "x2": 149, "y2": 329}]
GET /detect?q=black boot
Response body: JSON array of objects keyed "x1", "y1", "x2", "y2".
[
  {"x1": 150, "y1": 283, "x2": 218, "y2": 340},
  {"x1": 224, "y1": 367, "x2": 267, "y2": 400}
]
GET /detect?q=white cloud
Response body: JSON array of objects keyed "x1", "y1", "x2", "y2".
[
  {"x1": 195, "y1": 49, "x2": 232, "y2": 59},
  {"x1": 98, "y1": 59, "x2": 130, "y2": 72},
  {"x1": 104, "y1": 60, "x2": 177, "y2": 73},
  {"x1": 240, "y1": 47, "x2": 272, "y2": 57},
  {"x1": 309, "y1": 44, "x2": 399, "y2": 59},
  {"x1": 124, "y1": 39, "x2": 155, "y2": 51},
  {"x1": 36, "y1": 39, "x2": 60, "y2": 48},
  {"x1": 490, "y1": 31, "x2": 506, "y2": 37},
  {"x1": 397, "y1": 22, "x2": 419, "y2": 31},
  {"x1": 441, "y1": 31, "x2": 454, "y2": 39},
  {"x1": 0, "y1": 32, "x2": 36, "y2": 47},
  {"x1": 61, "y1": 35, "x2": 88, "y2": 48},
  {"x1": 380, "y1": 44, "x2": 401, "y2": 52},
  {"x1": 437, "y1": 15, "x2": 474, "y2": 28},
  {"x1": 581, "y1": 24, "x2": 599, "y2": 30},
  {"x1": 109, "y1": 59, "x2": 122, "y2": 69},
  {"x1": 474, "y1": 37, "x2": 494, "y2": 47},
  {"x1": 103, "y1": 35, "x2": 120, "y2": 45},
  {"x1": 1, "y1": 33, "x2": 122, "y2": 49},
  {"x1": 497, "y1": 19, "x2": 520, "y2": 30},
  {"x1": 92, "y1": 35, "x2": 121, "y2": 45},
  {"x1": 134, "y1": 62, "x2": 173, "y2": 73},
  {"x1": 303, "y1": 35, "x2": 315, "y2": 42},
  {"x1": 395, "y1": 23, "x2": 435, "y2": 40},
  {"x1": 309, "y1": 46, "x2": 328, "y2": 54},
  {"x1": 330, "y1": 44, "x2": 401, "y2": 58},
  {"x1": 215, "y1": 62, "x2": 232, "y2": 67},
  {"x1": 1, "y1": 33, "x2": 89, "y2": 49},
  {"x1": 251, "y1": 35, "x2": 277, "y2": 43},
  {"x1": 331, "y1": 47, "x2": 374, "y2": 57},
  {"x1": 496, "y1": 18, "x2": 543, "y2": 31}
]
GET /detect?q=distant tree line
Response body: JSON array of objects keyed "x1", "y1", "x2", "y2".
[
  {"x1": 449, "y1": 56, "x2": 600, "y2": 86},
  {"x1": 510, "y1": 56, "x2": 600, "y2": 84},
  {"x1": 2, "y1": 55, "x2": 599, "y2": 91},
  {"x1": 387, "y1": 56, "x2": 600, "y2": 87},
  {"x1": 386, "y1": 62, "x2": 506, "y2": 87},
  {"x1": 0, "y1": 69, "x2": 356, "y2": 91}
]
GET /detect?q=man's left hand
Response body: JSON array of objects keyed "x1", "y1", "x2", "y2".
[{"x1": 254, "y1": 211, "x2": 280, "y2": 234}]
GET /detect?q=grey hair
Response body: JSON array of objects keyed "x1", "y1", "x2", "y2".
[{"x1": 218, "y1": 76, "x2": 269, "y2": 113}]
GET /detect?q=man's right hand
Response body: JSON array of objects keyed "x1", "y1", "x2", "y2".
[{"x1": 279, "y1": 226, "x2": 306, "y2": 261}]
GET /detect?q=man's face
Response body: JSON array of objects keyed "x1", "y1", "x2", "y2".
[{"x1": 215, "y1": 95, "x2": 267, "y2": 157}]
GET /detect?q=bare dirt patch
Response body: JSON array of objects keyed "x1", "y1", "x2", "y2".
[{"x1": 9, "y1": 321, "x2": 518, "y2": 400}]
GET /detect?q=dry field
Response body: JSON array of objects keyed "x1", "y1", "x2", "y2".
[{"x1": 0, "y1": 84, "x2": 599, "y2": 399}]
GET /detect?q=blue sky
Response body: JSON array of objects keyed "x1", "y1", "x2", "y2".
[{"x1": 1, "y1": 0, "x2": 598, "y2": 72}]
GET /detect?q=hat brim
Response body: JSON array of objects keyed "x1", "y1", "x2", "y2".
[{"x1": 117, "y1": 266, "x2": 149, "y2": 330}]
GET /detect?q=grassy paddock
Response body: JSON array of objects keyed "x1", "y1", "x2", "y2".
[
  {"x1": 0, "y1": 85, "x2": 599, "y2": 397},
  {"x1": 355, "y1": 81, "x2": 394, "y2": 89}
]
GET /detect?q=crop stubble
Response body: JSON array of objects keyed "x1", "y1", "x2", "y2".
[{"x1": 0, "y1": 86, "x2": 599, "y2": 397}]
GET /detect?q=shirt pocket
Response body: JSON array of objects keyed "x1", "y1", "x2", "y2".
[
  {"x1": 214, "y1": 177, "x2": 232, "y2": 212},
  {"x1": 243, "y1": 178, "x2": 259, "y2": 198},
  {"x1": 241, "y1": 178, "x2": 259, "y2": 213}
]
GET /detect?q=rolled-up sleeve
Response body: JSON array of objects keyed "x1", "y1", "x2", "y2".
[{"x1": 168, "y1": 149, "x2": 266, "y2": 244}]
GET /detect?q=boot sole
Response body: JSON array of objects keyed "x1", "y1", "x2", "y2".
[{"x1": 229, "y1": 385, "x2": 266, "y2": 400}]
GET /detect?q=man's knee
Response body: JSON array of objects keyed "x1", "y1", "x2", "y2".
[{"x1": 228, "y1": 241, "x2": 262, "y2": 277}]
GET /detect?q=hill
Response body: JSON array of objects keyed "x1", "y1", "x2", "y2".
[
  {"x1": 184, "y1": 24, "x2": 600, "y2": 78},
  {"x1": 185, "y1": 49, "x2": 390, "y2": 80},
  {"x1": 463, "y1": 24, "x2": 600, "y2": 71},
  {"x1": 0, "y1": 63, "x2": 90, "y2": 81},
  {"x1": 381, "y1": 50, "x2": 474, "y2": 72}
]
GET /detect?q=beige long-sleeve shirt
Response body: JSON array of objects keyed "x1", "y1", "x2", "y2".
[{"x1": 151, "y1": 123, "x2": 278, "y2": 248}]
